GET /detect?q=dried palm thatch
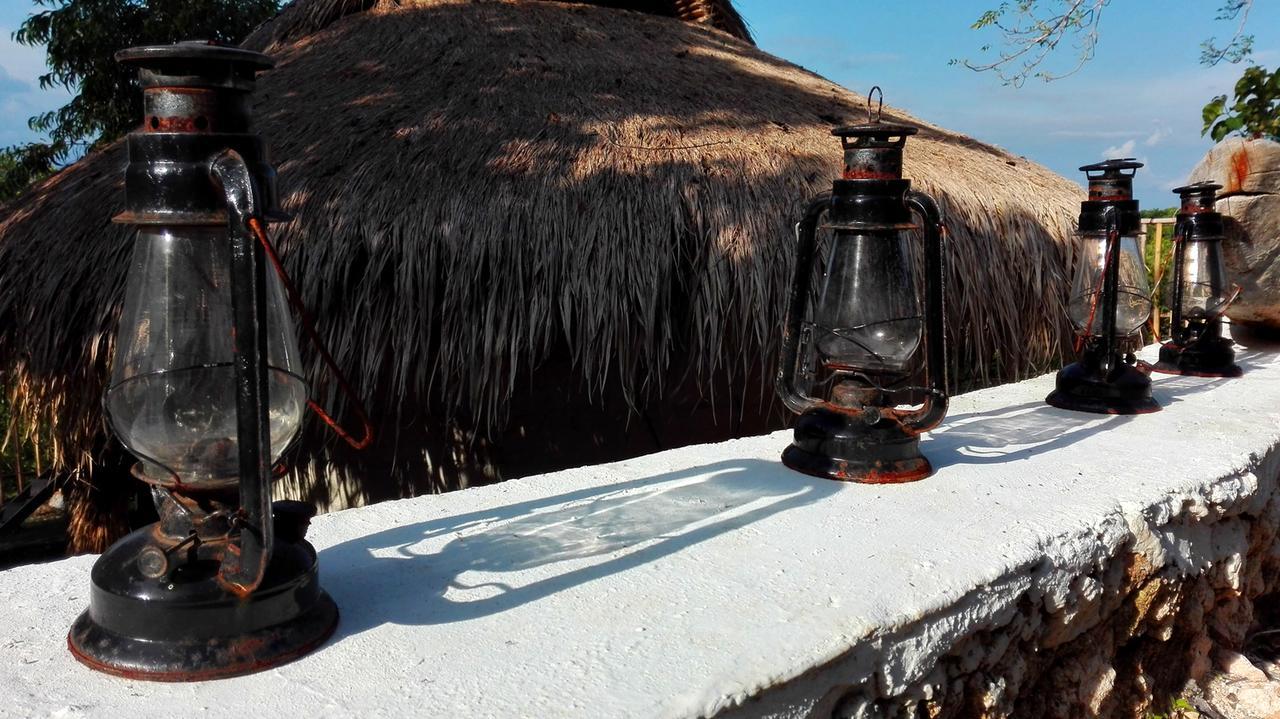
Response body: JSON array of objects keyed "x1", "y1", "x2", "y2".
[{"x1": 0, "y1": 0, "x2": 1082, "y2": 552}]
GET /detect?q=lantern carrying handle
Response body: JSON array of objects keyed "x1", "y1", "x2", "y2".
[
  {"x1": 248, "y1": 216, "x2": 375, "y2": 452},
  {"x1": 208, "y1": 149, "x2": 275, "y2": 597},
  {"x1": 898, "y1": 190, "x2": 949, "y2": 433},
  {"x1": 867, "y1": 86, "x2": 884, "y2": 124},
  {"x1": 776, "y1": 193, "x2": 830, "y2": 414}
]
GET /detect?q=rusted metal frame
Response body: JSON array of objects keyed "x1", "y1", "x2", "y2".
[
  {"x1": 209, "y1": 150, "x2": 274, "y2": 597},
  {"x1": 1170, "y1": 215, "x2": 1188, "y2": 346},
  {"x1": 904, "y1": 190, "x2": 948, "y2": 433},
  {"x1": 1099, "y1": 209, "x2": 1122, "y2": 375},
  {"x1": 776, "y1": 193, "x2": 830, "y2": 415}
]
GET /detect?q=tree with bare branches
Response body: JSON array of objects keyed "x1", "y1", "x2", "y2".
[{"x1": 953, "y1": 0, "x2": 1255, "y2": 87}]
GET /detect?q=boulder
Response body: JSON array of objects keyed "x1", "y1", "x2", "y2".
[
  {"x1": 1189, "y1": 137, "x2": 1280, "y2": 195},
  {"x1": 1188, "y1": 138, "x2": 1280, "y2": 331}
]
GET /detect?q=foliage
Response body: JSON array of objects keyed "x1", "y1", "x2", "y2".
[
  {"x1": 1201, "y1": 0, "x2": 1254, "y2": 66},
  {"x1": 0, "y1": 142, "x2": 59, "y2": 202},
  {"x1": 0, "y1": 0, "x2": 281, "y2": 201},
  {"x1": 1145, "y1": 696, "x2": 1199, "y2": 719},
  {"x1": 1144, "y1": 216, "x2": 1175, "y2": 337},
  {"x1": 951, "y1": 0, "x2": 1106, "y2": 86},
  {"x1": 0, "y1": 386, "x2": 51, "y2": 503},
  {"x1": 955, "y1": 1, "x2": 1254, "y2": 85},
  {"x1": 1201, "y1": 65, "x2": 1280, "y2": 142}
]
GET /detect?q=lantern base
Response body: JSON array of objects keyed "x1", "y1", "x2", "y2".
[
  {"x1": 782, "y1": 407, "x2": 933, "y2": 483},
  {"x1": 1152, "y1": 338, "x2": 1242, "y2": 378},
  {"x1": 1046, "y1": 360, "x2": 1161, "y2": 415},
  {"x1": 67, "y1": 520, "x2": 338, "y2": 682}
]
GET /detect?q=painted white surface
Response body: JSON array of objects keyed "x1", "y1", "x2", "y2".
[{"x1": 2, "y1": 342, "x2": 1279, "y2": 719}]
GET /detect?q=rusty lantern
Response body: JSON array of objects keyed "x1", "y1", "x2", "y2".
[
  {"x1": 776, "y1": 89, "x2": 948, "y2": 483},
  {"x1": 68, "y1": 42, "x2": 338, "y2": 680},
  {"x1": 1047, "y1": 159, "x2": 1160, "y2": 415},
  {"x1": 1152, "y1": 182, "x2": 1243, "y2": 377}
]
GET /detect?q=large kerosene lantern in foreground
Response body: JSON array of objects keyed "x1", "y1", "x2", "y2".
[
  {"x1": 68, "y1": 42, "x2": 338, "y2": 680},
  {"x1": 1152, "y1": 182, "x2": 1242, "y2": 377},
  {"x1": 1047, "y1": 159, "x2": 1159, "y2": 414},
  {"x1": 776, "y1": 90, "x2": 948, "y2": 483}
]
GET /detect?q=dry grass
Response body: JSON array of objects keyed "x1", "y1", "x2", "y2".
[{"x1": 0, "y1": 0, "x2": 1082, "y2": 551}]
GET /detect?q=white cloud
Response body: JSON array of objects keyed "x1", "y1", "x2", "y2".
[
  {"x1": 1101, "y1": 139, "x2": 1136, "y2": 159},
  {"x1": 0, "y1": 27, "x2": 49, "y2": 87},
  {"x1": 1050, "y1": 129, "x2": 1141, "y2": 138},
  {"x1": 0, "y1": 26, "x2": 71, "y2": 147},
  {"x1": 1144, "y1": 125, "x2": 1173, "y2": 146}
]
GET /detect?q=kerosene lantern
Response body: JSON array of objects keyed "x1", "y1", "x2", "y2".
[
  {"x1": 776, "y1": 89, "x2": 948, "y2": 483},
  {"x1": 1047, "y1": 159, "x2": 1160, "y2": 414},
  {"x1": 1152, "y1": 182, "x2": 1242, "y2": 377},
  {"x1": 68, "y1": 42, "x2": 338, "y2": 680}
]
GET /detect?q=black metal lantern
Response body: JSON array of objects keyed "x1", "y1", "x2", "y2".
[
  {"x1": 1047, "y1": 159, "x2": 1159, "y2": 415},
  {"x1": 1152, "y1": 182, "x2": 1242, "y2": 377},
  {"x1": 776, "y1": 89, "x2": 947, "y2": 483},
  {"x1": 68, "y1": 42, "x2": 338, "y2": 680}
]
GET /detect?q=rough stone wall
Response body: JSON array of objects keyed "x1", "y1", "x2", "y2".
[
  {"x1": 1188, "y1": 138, "x2": 1280, "y2": 331},
  {"x1": 804, "y1": 455, "x2": 1280, "y2": 719}
]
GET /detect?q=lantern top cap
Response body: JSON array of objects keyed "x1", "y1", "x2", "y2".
[
  {"x1": 1079, "y1": 158, "x2": 1143, "y2": 175},
  {"x1": 1173, "y1": 181, "x2": 1222, "y2": 216},
  {"x1": 831, "y1": 122, "x2": 919, "y2": 140},
  {"x1": 115, "y1": 41, "x2": 273, "y2": 70},
  {"x1": 1172, "y1": 181, "x2": 1223, "y2": 197},
  {"x1": 832, "y1": 86, "x2": 917, "y2": 142}
]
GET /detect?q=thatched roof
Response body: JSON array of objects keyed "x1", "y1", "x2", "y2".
[{"x1": 0, "y1": 0, "x2": 1083, "y2": 549}]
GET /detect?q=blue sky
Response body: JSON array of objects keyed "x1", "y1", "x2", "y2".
[
  {"x1": 1, "y1": 1, "x2": 1278, "y2": 206},
  {"x1": 735, "y1": 0, "x2": 1280, "y2": 207}
]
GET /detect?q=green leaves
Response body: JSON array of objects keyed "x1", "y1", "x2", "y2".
[
  {"x1": 1201, "y1": 65, "x2": 1280, "y2": 142},
  {"x1": 0, "y1": 142, "x2": 59, "y2": 202}
]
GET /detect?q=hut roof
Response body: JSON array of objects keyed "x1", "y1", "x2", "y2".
[{"x1": 0, "y1": 0, "x2": 1082, "y2": 536}]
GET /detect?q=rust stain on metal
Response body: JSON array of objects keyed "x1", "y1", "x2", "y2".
[
  {"x1": 67, "y1": 625, "x2": 337, "y2": 683},
  {"x1": 147, "y1": 115, "x2": 208, "y2": 133},
  {"x1": 828, "y1": 458, "x2": 931, "y2": 484},
  {"x1": 841, "y1": 169, "x2": 901, "y2": 181}
]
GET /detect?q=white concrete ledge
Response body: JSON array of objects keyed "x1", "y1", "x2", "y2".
[{"x1": 4, "y1": 342, "x2": 1280, "y2": 718}]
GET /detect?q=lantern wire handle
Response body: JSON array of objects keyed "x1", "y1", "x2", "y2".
[
  {"x1": 1213, "y1": 283, "x2": 1243, "y2": 319},
  {"x1": 867, "y1": 86, "x2": 884, "y2": 124},
  {"x1": 248, "y1": 217, "x2": 375, "y2": 451}
]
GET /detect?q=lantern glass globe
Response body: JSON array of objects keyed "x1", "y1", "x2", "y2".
[
  {"x1": 813, "y1": 230, "x2": 923, "y2": 374},
  {"x1": 105, "y1": 227, "x2": 307, "y2": 483},
  {"x1": 1067, "y1": 231, "x2": 1152, "y2": 337}
]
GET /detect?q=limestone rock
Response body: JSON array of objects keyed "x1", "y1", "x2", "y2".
[
  {"x1": 1187, "y1": 139, "x2": 1280, "y2": 331},
  {"x1": 1219, "y1": 194, "x2": 1280, "y2": 329},
  {"x1": 1199, "y1": 672, "x2": 1280, "y2": 719},
  {"x1": 1216, "y1": 648, "x2": 1269, "y2": 682},
  {"x1": 1188, "y1": 137, "x2": 1280, "y2": 196}
]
